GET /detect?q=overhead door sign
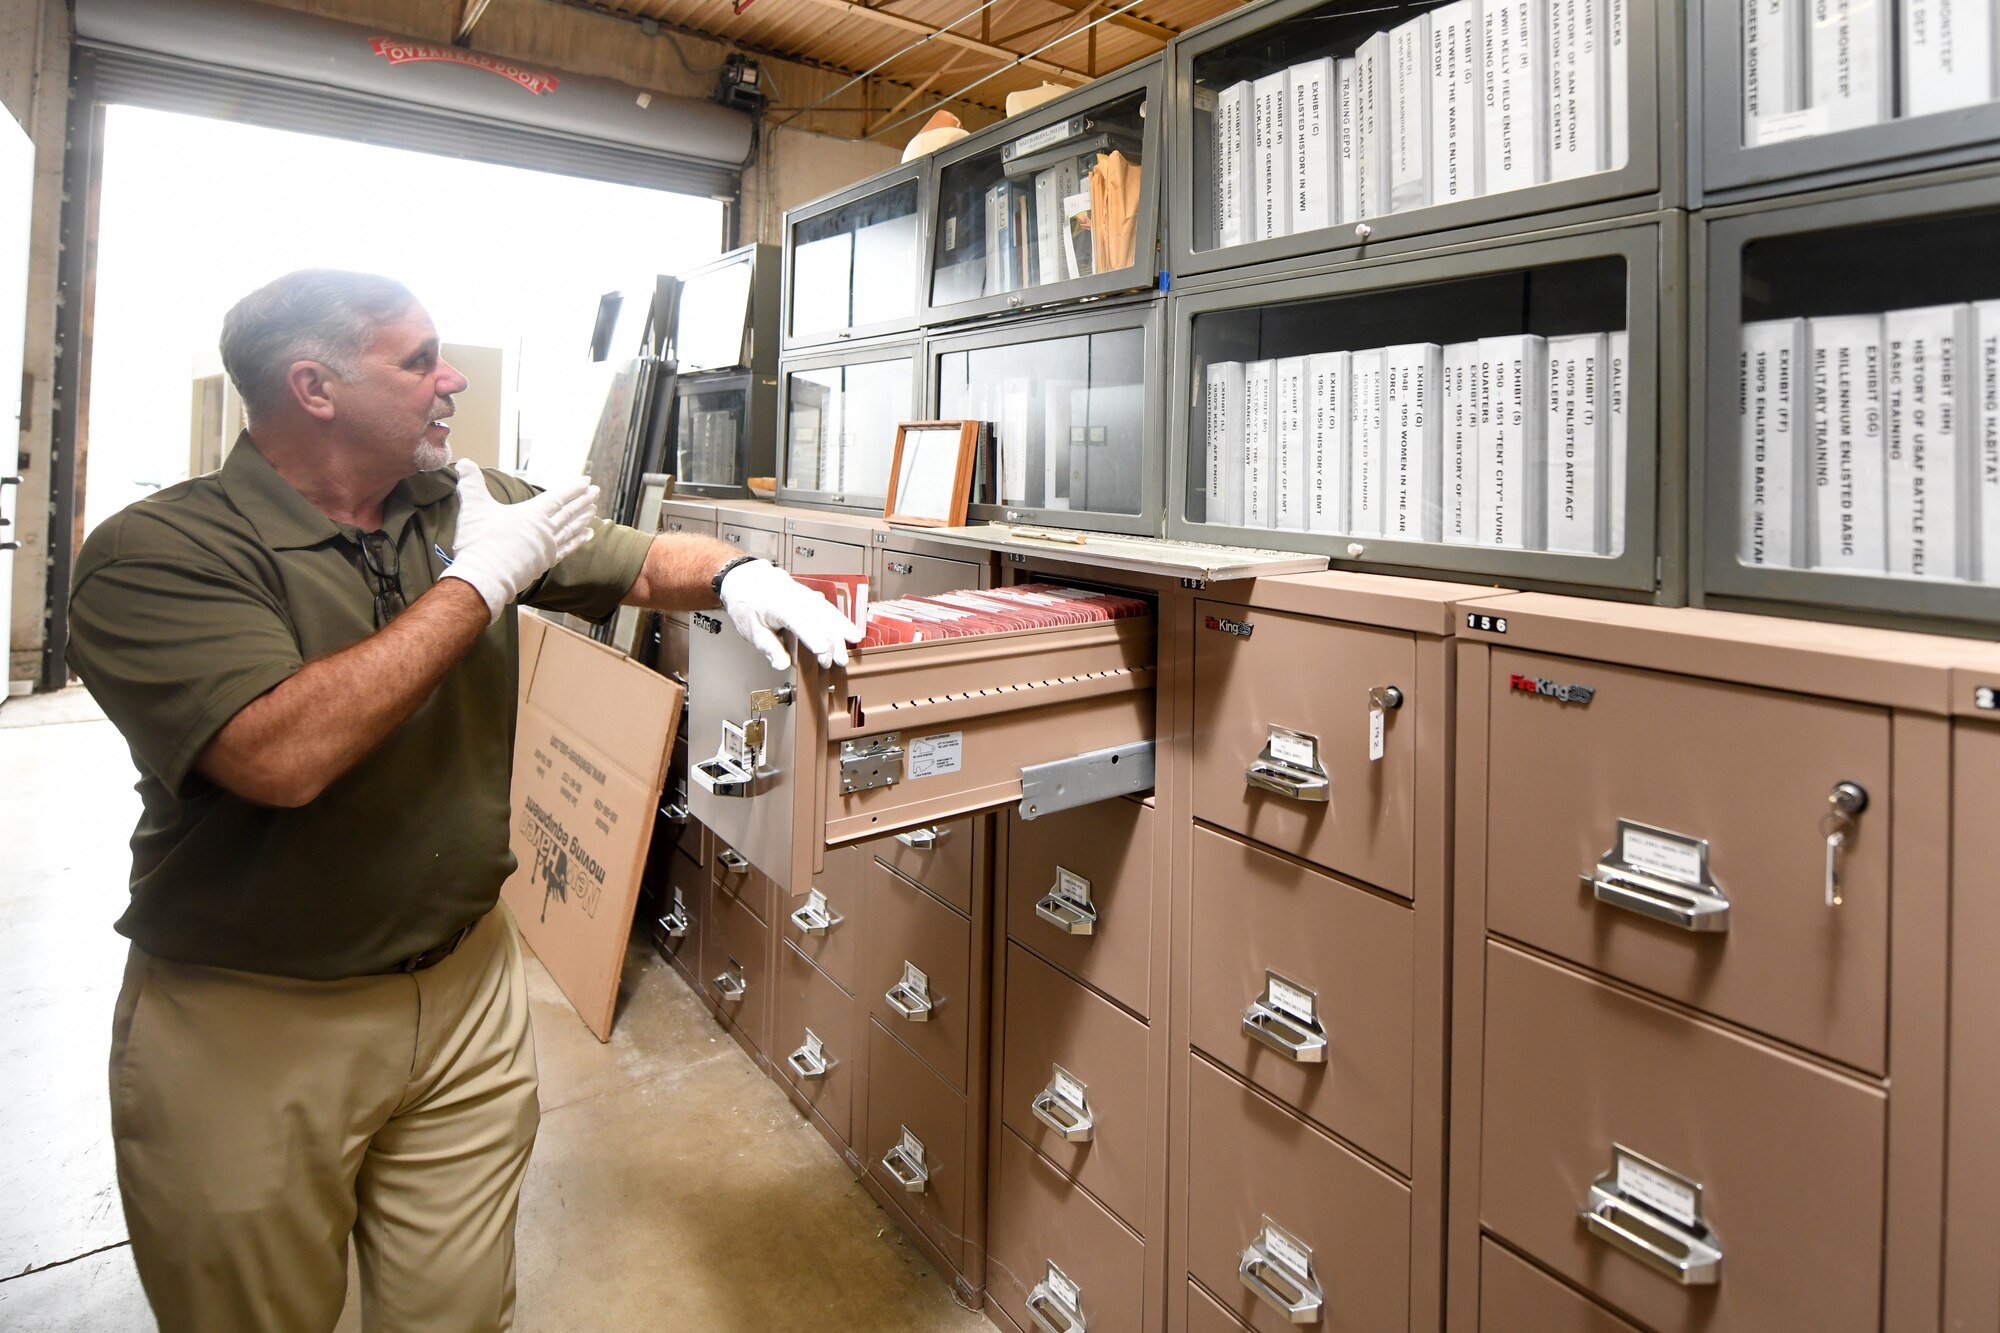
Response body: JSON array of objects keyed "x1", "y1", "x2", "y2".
[{"x1": 369, "y1": 38, "x2": 561, "y2": 95}]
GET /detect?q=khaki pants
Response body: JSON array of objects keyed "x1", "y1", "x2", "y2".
[{"x1": 109, "y1": 906, "x2": 540, "y2": 1333}]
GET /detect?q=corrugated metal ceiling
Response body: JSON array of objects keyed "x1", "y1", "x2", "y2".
[{"x1": 559, "y1": 0, "x2": 1240, "y2": 133}]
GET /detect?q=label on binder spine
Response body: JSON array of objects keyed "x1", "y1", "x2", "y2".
[
  {"x1": 1744, "y1": 0, "x2": 1807, "y2": 143},
  {"x1": 1443, "y1": 341, "x2": 1483, "y2": 544},
  {"x1": 1251, "y1": 72, "x2": 1292, "y2": 242},
  {"x1": 1902, "y1": 0, "x2": 1996, "y2": 117},
  {"x1": 1739, "y1": 318, "x2": 1806, "y2": 568},
  {"x1": 1430, "y1": 0, "x2": 1484, "y2": 203},
  {"x1": 1354, "y1": 36, "x2": 1391, "y2": 219},
  {"x1": 1607, "y1": 0, "x2": 1630, "y2": 166},
  {"x1": 1885, "y1": 303, "x2": 1968, "y2": 579},
  {"x1": 1205, "y1": 360, "x2": 1247, "y2": 527},
  {"x1": 1275, "y1": 356, "x2": 1312, "y2": 531},
  {"x1": 1975, "y1": 301, "x2": 2000, "y2": 582},
  {"x1": 1245, "y1": 359, "x2": 1278, "y2": 529},
  {"x1": 1389, "y1": 15, "x2": 1435, "y2": 211},
  {"x1": 1290, "y1": 58, "x2": 1337, "y2": 234},
  {"x1": 1483, "y1": 0, "x2": 1549, "y2": 191},
  {"x1": 1607, "y1": 330, "x2": 1630, "y2": 554},
  {"x1": 1477, "y1": 334, "x2": 1549, "y2": 547},
  {"x1": 1216, "y1": 82, "x2": 1252, "y2": 249},
  {"x1": 1349, "y1": 349, "x2": 1387, "y2": 536},
  {"x1": 1336, "y1": 59, "x2": 1362, "y2": 224},
  {"x1": 1307, "y1": 351, "x2": 1352, "y2": 533},
  {"x1": 1810, "y1": 0, "x2": 1892, "y2": 131},
  {"x1": 1546, "y1": 332, "x2": 1609, "y2": 554},
  {"x1": 1384, "y1": 342, "x2": 1445, "y2": 540},
  {"x1": 1807, "y1": 315, "x2": 1888, "y2": 571},
  {"x1": 1548, "y1": 0, "x2": 1609, "y2": 178}
]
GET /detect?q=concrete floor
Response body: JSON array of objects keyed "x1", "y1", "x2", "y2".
[{"x1": 0, "y1": 689, "x2": 991, "y2": 1333}]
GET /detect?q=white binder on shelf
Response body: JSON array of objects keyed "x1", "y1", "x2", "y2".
[
  {"x1": 1251, "y1": 72, "x2": 1293, "y2": 243},
  {"x1": 1482, "y1": 0, "x2": 1550, "y2": 192},
  {"x1": 1307, "y1": 351, "x2": 1352, "y2": 534},
  {"x1": 1809, "y1": 0, "x2": 1892, "y2": 133},
  {"x1": 1805, "y1": 315, "x2": 1887, "y2": 571},
  {"x1": 1389, "y1": 15, "x2": 1435, "y2": 212},
  {"x1": 1336, "y1": 58, "x2": 1363, "y2": 224},
  {"x1": 1548, "y1": 0, "x2": 1609, "y2": 179},
  {"x1": 1544, "y1": 332, "x2": 1610, "y2": 553},
  {"x1": 1245, "y1": 358, "x2": 1278, "y2": 528},
  {"x1": 1274, "y1": 356, "x2": 1312, "y2": 531},
  {"x1": 1901, "y1": 0, "x2": 1996, "y2": 117},
  {"x1": 1743, "y1": 0, "x2": 1807, "y2": 144},
  {"x1": 1289, "y1": 58, "x2": 1338, "y2": 235},
  {"x1": 1355, "y1": 35, "x2": 1392, "y2": 219},
  {"x1": 1430, "y1": 0, "x2": 1484, "y2": 205},
  {"x1": 1384, "y1": 342, "x2": 1445, "y2": 541},
  {"x1": 1442, "y1": 341, "x2": 1483, "y2": 545},
  {"x1": 1216, "y1": 81, "x2": 1252, "y2": 249},
  {"x1": 1975, "y1": 301, "x2": 2000, "y2": 582},
  {"x1": 1884, "y1": 303, "x2": 1969, "y2": 580},
  {"x1": 1477, "y1": 334, "x2": 1549, "y2": 548},
  {"x1": 1350, "y1": 349, "x2": 1388, "y2": 536},
  {"x1": 1606, "y1": 330, "x2": 1630, "y2": 555},
  {"x1": 1205, "y1": 360, "x2": 1247, "y2": 526},
  {"x1": 1607, "y1": 0, "x2": 1631, "y2": 168},
  {"x1": 1738, "y1": 318, "x2": 1806, "y2": 568}
]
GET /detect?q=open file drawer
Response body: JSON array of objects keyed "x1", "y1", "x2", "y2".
[{"x1": 687, "y1": 603, "x2": 1157, "y2": 898}]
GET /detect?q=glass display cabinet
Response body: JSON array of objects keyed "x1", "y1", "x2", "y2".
[
  {"x1": 1700, "y1": 0, "x2": 2000, "y2": 201},
  {"x1": 1170, "y1": 0, "x2": 1673, "y2": 278},
  {"x1": 929, "y1": 298, "x2": 1164, "y2": 535},
  {"x1": 1169, "y1": 216, "x2": 1680, "y2": 597},
  {"x1": 1694, "y1": 168, "x2": 2000, "y2": 630},
  {"x1": 925, "y1": 59, "x2": 1163, "y2": 323},
  {"x1": 776, "y1": 337, "x2": 924, "y2": 512},
  {"x1": 672, "y1": 243, "x2": 780, "y2": 376},
  {"x1": 783, "y1": 162, "x2": 928, "y2": 351},
  {"x1": 671, "y1": 371, "x2": 777, "y2": 499}
]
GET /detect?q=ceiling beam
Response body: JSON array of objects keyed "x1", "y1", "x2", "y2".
[
  {"x1": 781, "y1": 0, "x2": 1089, "y2": 82},
  {"x1": 455, "y1": 0, "x2": 498, "y2": 42},
  {"x1": 993, "y1": 0, "x2": 1177, "y2": 46}
]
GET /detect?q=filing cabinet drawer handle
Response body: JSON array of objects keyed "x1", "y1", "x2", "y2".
[
  {"x1": 1025, "y1": 1283, "x2": 1086, "y2": 1333},
  {"x1": 658, "y1": 908, "x2": 689, "y2": 940},
  {"x1": 789, "y1": 899, "x2": 842, "y2": 935},
  {"x1": 1034, "y1": 892, "x2": 1098, "y2": 936},
  {"x1": 1244, "y1": 761, "x2": 1330, "y2": 804},
  {"x1": 883, "y1": 980, "x2": 934, "y2": 1022},
  {"x1": 881, "y1": 1143, "x2": 929, "y2": 1193},
  {"x1": 662, "y1": 802, "x2": 690, "y2": 825},
  {"x1": 712, "y1": 971, "x2": 747, "y2": 1002},
  {"x1": 1581, "y1": 1190, "x2": 1723, "y2": 1286},
  {"x1": 894, "y1": 825, "x2": 948, "y2": 850},
  {"x1": 1238, "y1": 1240, "x2": 1324, "y2": 1325},
  {"x1": 787, "y1": 1043, "x2": 834, "y2": 1081},
  {"x1": 1585, "y1": 870, "x2": 1731, "y2": 934},
  {"x1": 718, "y1": 849, "x2": 751, "y2": 876},
  {"x1": 1030, "y1": 1089, "x2": 1095, "y2": 1142},
  {"x1": 1242, "y1": 1000, "x2": 1329, "y2": 1064}
]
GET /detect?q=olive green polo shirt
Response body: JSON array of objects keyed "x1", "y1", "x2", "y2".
[{"x1": 67, "y1": 435, "x2": 655, "y2": 980}]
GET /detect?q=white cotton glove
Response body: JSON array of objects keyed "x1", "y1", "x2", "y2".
[
  {"x1": 718, "y1": 559, "x2": 864, "y2": 671},
  {"x1": 442, "y1": 459, "x2": 598, "y2": 623}
]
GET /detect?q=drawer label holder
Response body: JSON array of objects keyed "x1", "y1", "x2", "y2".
[
  {"x1": 1026, "y1": 1261, "x2": 1086, "y2": 1333},
  {"x1": 882, "y1": 1126, "x2": 929, "y2": 1194},
  {"x1": 1031, "y1": 1063, "x2": 1095, "y2": 1143},
  {"x1": 1036, "y1": 866, "x2": 1098, "y2": 936},
  {"x1": 885, "y1": 961, "x2": 935, "y2": 1022},
  {"x1": 1581, "y1": 1145, "x2": 1723, "y2": 1287},
  {"x1": 787, "y1": 1027, "x2": 834, "y2": 1081},
  {"x1": 692, "y1": 718, "x2": 774, "y2": 800},
  {"x1": 1243, "y1": 970, "x2": 1329, "y2": 1065},
  {"x1": 1246, "y1": 726, "x2": 1330, "y2": 804},
  {"x1": 1586, "y1": 820, "x2": 1731, "y2": 934},
  {"x1": 660, "y1": 887, "x2": 690, "y2": 940},
  {"x1": 1239, "y1": 1216, "x2": 1324, "y2": 1325},
  {"x1": 790, "y1": 888, "x2": 840, "y2": 936}
]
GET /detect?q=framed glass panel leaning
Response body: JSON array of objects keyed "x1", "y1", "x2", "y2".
[
  {"x1": 1693, "y1": 168, "x2": 2000, "y2": 629},
  {"x1": 1169, "y1": 218, "x2": 1679, "y2": 597},
  {"x1": 1169, "y1": 0, "x2": 1676, "y2": 279}
]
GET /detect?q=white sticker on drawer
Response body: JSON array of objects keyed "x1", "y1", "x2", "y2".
[
  {"x1": 900, "y1": 1126, "x2": 926, "y2": 1170},
  {"x1": 901, "y1": 960, "x2": 930, "y2": 1003},
  {"x1": 1616, "y1": 1152, "x2": 1700, "y2": 1228},
  {"x1": 1268, "y1": 729, "x2": 1318, "y2": 771},
  {"x1": 908, "y1": 732, "x2": 963, "y2": 780},
  {"x1": 1045, "y1": 1262, "x2": 1082, "y2": 1312},
  {"x1": 1055, "y1": 867, "x2": 1093, "y2": 906},
  {"x1": 1260, "y1": 1219, "x2": 1314, "y2": 1280},
  {"x1": 1620, "y1": 826, "x2": 1704, "y2": 887},
  {"x1": 803, "y1": 1028, "x2": 824, "y2": 1063},
  {"x1": 1266, "y1": 973, "x2": 1317, "y2": 1026}
]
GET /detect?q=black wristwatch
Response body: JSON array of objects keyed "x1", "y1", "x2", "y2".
[{"x1": 710, "y1": 554, "x2": 761, "y2": 599}]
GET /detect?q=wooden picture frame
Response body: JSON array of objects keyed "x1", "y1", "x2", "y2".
[{"x1": 884, "y1": 420, "x2": 981, "y2": 528}]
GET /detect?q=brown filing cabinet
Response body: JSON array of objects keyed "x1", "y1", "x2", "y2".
[
  {"x1": 700, "y1": 867, "x2": 770, "y2": 1060},
  {"x1": 774, "y1": 936, "x2": 858, "y2": 1148},
  {"x1": 784, "y1": 511, "x2": 874, "y2": 578},
  {"x1": 872, "y1": 527, "x2": 991, "y2": 602},
  {"x1": 1003, "y1": 797, "x2": 1154, "y2": 1020},
  {"x1": 646, "y1": 845, "x2": 704, "y2": 992},
  {"x1": 1944, "y1": 657, "x2": 2000, "y2": 1330},
  {"x1": 714, "y1": 500, "x2": 785, "y2": 565},
  {"x1": 1168, "y1": 572, "x2": 1470, "y2": 1333},
  {"x1": 1449, "y1": 595, "x2": 1958, "y2": 1333},
  {"x1": 864, "y1": 856, "x2": 975, "y2": 1093},
  {"x1": 987, "y1": 1126, "x2": 1148, "y2": 1333},
  {"x1": 657, "y1": 498, "x2": 719, "y2": 545},
  {"x1": 781, "y1": 840, "x2": 866, "y2": 997},
  {"x1": 711, "y1": 836, "x2": 769, "y2": 926}
]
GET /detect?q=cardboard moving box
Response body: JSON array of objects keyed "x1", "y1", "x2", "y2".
[{"x1": 503, "y1": 613, "x2": 684, "y2": 1041}]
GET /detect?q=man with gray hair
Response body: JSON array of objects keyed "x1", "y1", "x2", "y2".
[{"x1": 65, "y1": 268, "x2": 857, "y2": 1332}]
